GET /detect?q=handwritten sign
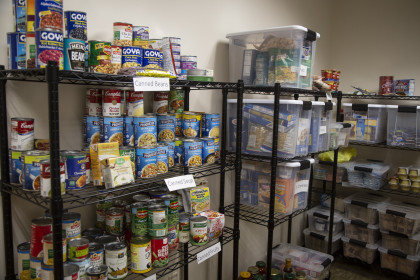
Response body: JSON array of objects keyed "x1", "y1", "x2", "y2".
[
  {"x1": 165, "y1": 175, "x2": 196, "y2": 192},
  {"x1": 197, "y1": 242, "x2": 221, "y2": 264},
  {"x1": 133, "y1": 77, "x2": 170, "y2": 91}
]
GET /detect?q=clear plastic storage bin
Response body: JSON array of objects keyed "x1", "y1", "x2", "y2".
[
  {"x1": 387, "y1": 105, "x2": 420, "y2": 148},
  {"x1": 341, "y1": 236, "x2": 379, "y2": 264},
  {"x1": 296, "y1": 101, "x2": 312, "y2": 156},
  {"x1": 343, "y1": 103, "x2": 387, "y2": 143},
  {"x1": 307, "y1": 206, "x2": 344, "y2": 234},
  {"x1": 303, "y1": 228, "x2": 343, "y2": 254},
  {"x1": 329, "y1": 122, "x2": 353, "y2": 149},
  {"x1": 381, "y1": 230, "x2": 420, "y2": 256},
  {"x1": 379, "y1": 246, "x2": 420, "y2": 277},
  {"x1": 378, "y1": 201, "x2": 420, "y2": 236},
  {"x1": 313, "y1": 161, "x2": 347, "y2": 183},
  {"x1": 343, "y1": 192, "x2": 390, "y2": 225},
  {"x1": 344, "y1": 160, "x2": 390, "y2": 190},
  {"x1": 309, "y1": 102, "x2": 334, "y2": 153},
  {"x1": 272, "y1": 243, "x2": 333, "y2": 280},
  {"x1": 226, "y1": 26, "x2": 320, "y2": 89},
  {"x1": 343, "y1": 218, "x2": 380, "y2": 244}
]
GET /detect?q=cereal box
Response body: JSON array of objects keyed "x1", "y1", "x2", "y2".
[
  {"x1": 394, "y1": 79, "x2": 415, "y2": 96},
  {"x1": 90, "y1": 142, "x2": 119, "y2": 186},
  {"x1": 190, "y1": 187, "x2": 210, "y2": 214},
  {"x1": 102, "y1": 156, "x2": 134, "y2": 189}
]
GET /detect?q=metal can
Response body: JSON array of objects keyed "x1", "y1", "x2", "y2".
[
  {"x1": 64, "y1": 11, "x2": 87, "y2": 41},
  {"x1": 180, "y1": 56, "x2": 197, "y2": 70},
  {"x1": 124, "y1": 205, "x2": 131, "y2": 232},
  {"x1": 174, "y1": 137, "x2": 184, "y2": 165},
  {"x1": 190, "y1": 216, "x2": 208, "y2": 246},
  {"x1": 30, "y1": 217, "x2": 52, "y2": 258},
  {"x1": 61, "y1": 151, "x2": 87, "y2": 190},
  {"x1": 122, "y1": 46, "x2": 143, "y2": 68},
  {"x1": 148, "y1": 204, "x2": 168, "y2": 237},
  {"x1": 102, "y1": 89, "x2": 121, "y2": 117},
  {"x1": 156, "y1": 143, "x2": 169, "y2": 174},
  {"x1": 95, "y1": 235, "x2": 117, "y2": 247},
  {"x1": 142, "y1": 49, "x2": 163, "y2": 69},
  {"x1": 63, "y1": 212, "x2": 82, "y2": 241},
  {"x1": 35, "y1": 0, "x2": 63, "y2": 30},
  {"x1": 183, "y1": 139, "x2": 202, "y2": 167},
  {"x1": 86, "y1": 265, "x2": 108, "y2": 280},
  {"x1": 22, "y1": 150, "x2": 49, "y2": 191},
  {"x1": 168, "y1": 224, "x2": 179, "y2": 251},
  {"x1": 88, "y1": 40, "x2": 112, "y2": 73},
  {"x1": 161, "y1": 194, "x2": 179, "y2": 226},
  {"x1": 134, "y1": 116, "x2": 157, "y2": 146},
  {"x1": 89, "y1": 242, "x2": 105, "y2": 267},
  {"x1": 153, "y1": 92, "x2": 168, "y2": 114},
  {"x1": 40, "y1": 158, "x2": 66, "y2": 197},
  {"x1": 105, "y1": 242, "x2": 128, "y2": 279},
  {"x1": 68, "y1": 237, "x2": 89, "y2": 261},
  {"x1": 182, "y1": 112, "x2": 201, "y2": 138},
  {"x1": 42, "y1": 233, "x2": 67, "y2": 265},
  {"x1": 168, "y1": 90, "x2": 184, "y2": 113},
  {"x1": 133, "y1": 194, "x2": 149, "y2": 202},
  {"x1": 149, "y1": 190, "x2": 167, "y2": 199},
  {"x1": 163, "y1": 37, "x2": 181, "y2": 46},
  {"x1": 68, "y1": 257, "x2": 91, "y2": 280},
  {"x1": 130, "y1": 236, "x2": 152, "y2": 273},
  {"x1": 17, "y1": 242, "x2": 31, "y2": 280},
  {"x1": 11, "y1": 117, "x2": 34, "y2": 151},
  {"x1": 214, "y1": 137, "x2": 220, "y2": 158},
  {"x1": 13, "y1": 0, "x2": 26, "y2": 32},
  {"x1": 64, "y1": 38, "x2": 85, "y2": 71},
  {"x1": 179, "y1": 213, "x2": 190, "y2": 243},
  {"x1": 132, "y1": 26, "x2": 149, "y2": 48},
  {"x1": 29, "y1": 256, "x2": 42, "y2": 280},
  {"x1": 101, "y1": 117, "x2": 124, "y2": 146},
  {"x1": 175, "y1": 113, "x2": 182, "y2": 137},
  {"x1": 110, "y1": 45, "x2": 122, "y2": 74},
  {"x1": 82, "y1": 147, "x2": 91, "y2": 184},
  {"x1": 7, "y1": 32, "x2": 26, "y2": 70},
  {"x1": 157, "y1": 114, "x2": 176, "y2": 141},
  {"x1": 35, "y1": 28, "x2": 64, "y2": 69},
  {"x1": 10, "y1": 150, "x2": 23, "y2": 184},
  {"x1": 203, "y1": 113, "x2": 220, "y2": 138},
  {"x1": 131, "y1": 202, "x2": 148, "y2": 237},
  {"x1": 86, "y1": 89, "x2": 102, "y2": 117},
  {"x1": 201, "y1": 137, "x2": 216, "y2": 164},
  {"x1": 106, "y1": 207, "x2": 124, "y2": 235},
  {"x1": 151, "y1": 236, "x2": 168, "y2": 268},
  {"x1": 64, "y1": 263, "x2": 80, "y2": 280},
  {"x1": 82, "y1": 228, "x2": 103, "y2": 242},
  {"x1": 25, "y1": 32, "x2": 36, "y2": 68},
  {"x1": 379, "y1": 76, "x2": 394, "y2": 95},
  {"x1": 120, "y1": 91, "x2": 126, "y2": 117},
  {"x1": 162, "y1": 140, "x2": 175, "y2": 168},
  {"x1": 135, "y1": 145, "x2": 158, "y2": 178},
  {"x1": 126, "y1": 91, "x2": 144, "y2": 117},
  {"x1": 113, "y1": 22, "x2": 132, "y2": 46},
  {"x1": 85, "y1": 116, "x2": 101, "y2": 145},
  {"x1": 123, "y1": 116, "x2": 134, "y2": 146}
]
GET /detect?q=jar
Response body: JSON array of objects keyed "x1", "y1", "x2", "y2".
[{"x1": 256, "y1": 261, "x2": 266, "y2": 275}]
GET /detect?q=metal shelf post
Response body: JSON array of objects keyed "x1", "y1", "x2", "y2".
[{"x1": 183, "y1": 86, "x2": 191, "y2": 280}]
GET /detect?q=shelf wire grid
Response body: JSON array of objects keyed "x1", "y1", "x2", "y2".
[
  {"x1": 349, "y1": 141, "x2": 420, "y2": 152},
  {"x1": 339, "y1": 93, "x2": 420, "y2": 100}
]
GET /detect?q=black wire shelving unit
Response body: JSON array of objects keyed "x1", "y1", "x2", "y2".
[{"x1": 0, "y1": 65, "x2": 238, "y2": 280}]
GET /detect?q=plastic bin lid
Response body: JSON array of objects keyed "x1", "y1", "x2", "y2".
[
  {"x1": 227, "y1": 99, "x2": 303, "y2": 105},
  {"x1": 378, "y1": 246, "x2": 420, "y2": 261},
  {"x1": 341, "y1": 236, "x2": 379, "y2": 250},
  {"x1": 226, "y1": 25, "x2": 320, "y2": 39},
  {"x1": 343, "y1": 218, "x2": 379, "y2": 230},
  {"x1": 343, "y1": 192, "x2": 391, "y2": 209},
  {"x1": 380, "y1": 229, "x2": 420, "y2": 241},
  {"x1": 303, "y1": 228, "x2": 343, "y2": 242},
  {"x1": 387, "y1": 104, "x2": 420, "y2": 110},
  {"x1": 346, "y1": 160, "x2": 390, "y2": 176},
  {"x1": 278, "y1": 158, "x2": 314, "y2": 169},
  {"x1": 311, "y1": 101, "x2": 336, "y2": 106},
  {"x1": 342, "y1": 103, "x2": 387, "y2": 108},
  {"x1": 377, "y1": 201, "x2": 420, "y2": 220},
  {"x1": 307, "y1": 205, "x2": 344, "y2": 222}
]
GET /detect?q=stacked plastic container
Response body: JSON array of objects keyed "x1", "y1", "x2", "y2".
[
  {"x1": 296, "y1": 101, "x2": 312, "y2": 156},
  {"x1": 328, "y1": 122, "x2": 352, "y2": 150},
  {"x1": 343, "y1": 160, "x2": 391, "y2": 190},
  {"x1": 387, "y1": 105, "x2": 420, "y2": 148},
  {"x1": 309, "y1": 101, "x2": 335, "y2": 153},
  {"x1": 313, "y1": 160, "x2": 348, "y2": 183}
]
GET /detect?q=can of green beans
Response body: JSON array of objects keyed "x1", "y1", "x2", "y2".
[
  {"x1": 148, "y1": 204, "x2": 168, "y2": 237},
  {"x1": 161, "y1": 194, "x2": 179, "y2": 226},
  {"x1": 106, "y1": 207, "x2": 124, "y2": 235},
  {"x1": 131, "y1": 202, "x2": 148, "y2": 237}
]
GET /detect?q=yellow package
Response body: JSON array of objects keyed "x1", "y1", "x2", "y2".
[
  {"x1": 102, "y1": 156, "x2": 134, "y2": 189},
  {"x1": 90, "y1": 142, "x2": 119, "y2": 186},
  {"x1": 26, "y1": 0, "x2": 35, "y2": 32},
  {"x1": 190, "y1": 186, "x2": 210, "y2": 214}
]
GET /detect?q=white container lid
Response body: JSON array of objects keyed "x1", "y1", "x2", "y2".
[
  {"x1": 378, "y1": 246, "x2": 420, "y2": 261},
  {"x1": 387, "y1": 105, "x2": 420, "y2": 109},
  {"x1": 227, "y1": 99, "x2": 303, "y2": 105},
  {"x1": 346, "y1": 161, "x2": 390, "y2": 176},
  {"x1": 303, "y1": 228, "x2": 343, "y2": 242},
  {"x1": 307, "y1": 205, "x2": 344, "y2": 222},
  {"x1": 380, "y1": 229, "x2": 420, "y2": 242},
  {"x1": 342, "y1": 103, "x2": 386, "y2": 108},
  {"x1": 226, "y1": 25, "x2": 320, "y2": 39},
  {"x1": 341, "y1": 236, "x2": 379, "y2": 250},
  {"x1": 343, "y1": 218, "x2": 379, "y2": 230},
  {"x1": 343, "y1": 192, "x2": 391, "y2": 210},
  {"x1": 311, "y1": 101, "x2": 336, "y2": 107},
  {"x1": 377, "y1": 201, "x2": 420, "y2": 221},
  {"x1": 278, "y1": 158, "x2": 314, "y2": 168}
]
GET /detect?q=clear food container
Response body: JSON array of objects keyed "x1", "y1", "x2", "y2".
[
  {"x1": 329, "y1": 122, "x2": 352, "y2": 150},
  {"x1": 343, "y1": 103, "x2": 387, "y2": 143},
  {"x1": 341, "y1": 236, "x2": 379, "y2": 264},
  {"x1": 379, "y1": 246, "x2": 420, "y2": 277},
  {"x1": 295, "y1": 101, "x2": 312, "y2": 157},
  {"x1": 309, "y1": 101, "x2": 334, "y2": 153},
  {"x1": 378, "y1": 201, "x2": 420, "y2": 236},
  {"x1": 343, "y1": 192, "x2": 390, "y2": 224},
  {"x1": 226, "y1": 26, "x2": 320, "y2": 89},
  {"x1": 344, "y1": 160, "x2": 390, "y2": 190},
  {"x1": 387, "y1": 105, "x2": 420, "y2": 148},
  {"x1": 343, "y1": 218, "x2": 380, "y2": 244},
  {"x1": 381, "y1": 230, "x2": 420, "y2": 256},
  {"x1": 313, "y1": 160, "x2": 347, "y2": 183},
  {"x1": 307, "y1": 205, "x2": 344, "y2": 234},
  {"x1": 303, "y1": 228, "x2": 343, "y2": 254}
]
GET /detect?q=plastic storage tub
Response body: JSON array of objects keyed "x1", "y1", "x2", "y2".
[
  {"x1": 272, "y1": 243, "x2": 333, "y2": 280},
  {"x1": 378, "y1": 201, "x2": 420, "y2": 236},
  {"x1": 379, "y1": 246, "x2": 420, "y2": 277},
  {"x1": 313, "y1": 161, "x2": 347, "y2": 183},
  {"x1": 343, "y1": 218, "x2": 380, "y2": 244},
  {"x1": 307, "y1": 206, "x2": 344, "y2": 234},
  {"x1": 344, "y1": 160, "x2": 390, "y2": 190},
  {"x1": 381, "y1": 230, "x2": 420, "y2": 256},
  {"x1": 226, "y1": 26, "x2": 320, "y2": 89},
  {"x1": 387, "y1": 105, "x2": 420, "y2": 148},
  {"x1": 343, "y1": 192, "x2": 390, "y2": 224},
  {"x1": 343, "y1": 103, "x2": 387, "y2": 143},
  {"x1": 329, "y1": 122, "x2": 352, "y2": 150},
  {"x1": 296, "y1": 101, "x2": 312, "y2": 156},
  {"x1": 303, "y1": 228, "x2": 343, "y2": 254},
  {"x1": 309, "y1": 102, "x2": 334, "y2": 153},
  {"x1": 341, "y1": 236, "x2": 379, "y2": 264}
]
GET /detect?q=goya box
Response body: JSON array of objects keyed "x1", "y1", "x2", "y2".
[
  {"x1": 143, "y1": 49, "x2": 163, "y2": 69},
  {"x1": 102, "y1": 156, "x2": 134, "y2": 189},
  {"x1": 35, "y1": 28, "x2": 63, "y2": 70},
  {"x1": 13, "y1": 0, "x2": 26, "y2": 32},
  {"x1": 122, "y1": 46, "x2": 142, "y2": 68},
  {"x1": 90, "y1": 142, "x2": 119, "y2": 186},
  {"x1": 7, "y1": 32, "x2": 26, "y2": 70},
  {"x1": 34, "y1": 0, "x2": 63, "y2": 31},
  {"x1": 64, "y1": 11, "x2": 87, "y2": 41}
]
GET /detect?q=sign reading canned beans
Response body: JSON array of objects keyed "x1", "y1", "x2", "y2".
[
  {"x1": 61, "y1": 151, "x2": 86, "y2": 190},
  {"x1": 153, "y1": 92, "x2": 168, "y2": 114},
  {"x1": 182, "y1": 112, "x2": 201, "y2": 138},
  {"x1": 135, "y1": 145, "x2": 158, "y2": 178},
  {"x1": 30, "y1": 217, "x2": 52, "y2": 258},
  {"x1": 111, "y1": 45, "x2": 122, "y2": 74},
  {"x1": 22, "y1": 150, "x2": 49, "y2": 191},
  {"x1": 122, "y1": 46, "x2": 142, "y2": 68},
  {"x1": 203, "y1": 113, "x2": 220, "y2": 137},
  {"x1": 35, "y1": 28, "x2": 64, "y2": 69},
  {"x1": 113, "y1": 22, "x2": 132, "y2": 46},
  {"x1": 162, "y1": 141, "x2": 175, "y2": 168},
  {"x1": 89, "y1": 242, "x2": 105, "y2": 267},
  {"x1": 40, "y1": 158, "x2": 66, "y2": 197},
  {"x1": 88, "y1": 40, "x2": 111, "y2": 73},
  {"x1": 123, "y1": 116, "x2": 134, "y2": 146},
  {"x1": 201, "y1": 137, "x2": 216, "y2": 164},
  {"x1": 62, "y1": 212, "x2": 82, "y2": 241},
  {"x1": 64, "y1": 11, "x2": 87, "y2": 41},
  {"x1": 26, "y1": 32, "x2": 36, "y2": 68},
  {"x1": 126, "y1": 91, "x2": 144, "y2": 117},
  {"x1": 183, "y1": 139, "x2": 202, "y2": 167},
  {"x1": 102, "y1": 117, "x2": 124, "y2": 146},
  {"x1": 143, "y1": 49, "x2": 163, "y2": 69},
  {"x1": 7, "y1": 32, "x2": 26, "y2": 70},
  {"x1": 151, "y1": 236, "x2": 168, "y2": 268},
  {"x1": 68, "y1": 237, "x2": 89, "y2": 261},
  {"x1": 156, "y1": 143, "x2": 169, "y2": 174},
  {"x1": 35, "y1": 0, "x2": 63, "y2": 30},
  {"x1": 106, "y1": 242, "x2": 128, "y2": 279},
  {"x1": 64, "y1": 38, "x2": 85, "y2": 71},
  {"x1": 102, "y1": 89, "x2": 121, "y2": 117},
  {"x1": 130, "y1": 236, "x2": 152, "y2": 274},
  {"x1": 11, "y1": 117, "x2": 34, "y2": 151},
  {"x1": 157, "y1": 114, "x2": 175, "y2": 141},
  {"x1": 190, "y1": 216, "x2": 208, "y2": 246},
  {"x1": 85, "y1": 116, "x2": 101, "y2": 145},
  {"x1": 134, "y1": 116, "x2": 157, "y2": 146},
  {"x1": 168, "y1": 224, "x2": 179, "y2": 251},
  {"x1": 148, "y1": 204, "x2": 168, "y2": 237},
  {"x1": 106, "y1": 207, "x2": 124, "y2": 235},
  {"x1": 87, "y1": 89, "x2": 102, "y2": 116},
  {"x1": 132, "y1": 26, "x2": 149, "y2": 48}
]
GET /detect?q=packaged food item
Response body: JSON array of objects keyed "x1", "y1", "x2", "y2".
[
  {"x1": 85, "y1": 116, "x2": 101, "y2": 145},
  {"x1": 303, "y1": 228, "x2": 343, "y2": 254},
  {"x1": 62, "y1": 212, "x2": 82, "y2": 241},
  {"x1": 307, "y1": 206, "x2": 344, "y2": 234},
  {"x1": 201, "y1": 137, "x2": 216, "y2": 164},
  {"x1": 130, "y1": 236, "x2": 152, "y2": 273},
  {"x1": 183, "y1": 139, "x2": 202, "y2": 167},
  {"x1": 156, "y1": 143, "x2": 169, "y2": 174},
  {"x1": 122, "y1": 46, "x2": 142, "y2": 68},
  {"x1": 132, "y1": 26, "x2": 149, "y2": 48},
  {"x1": 63, "y1": 38, "x2": 85, "y2": 71},
  {"x1": 151, "y1": 236, "x2": 168, "y2": 268},
  {"x1": 142, "y1": 49, "x2": 163, "y2": 69},
  {"x1": 34, "y1": 0, "x2": 63, "y2": 30},
  {"x1": 134, "y1": 116, "x2": 157, "y2": 146},
  {"x1": 168, "y1": 224, "x2": 179, "y2": 251},
  {"x1": 343, "y1": 160, "x2": 390, "y2": 190},
  {"x1": 123, "y1": 116, "x2": 134, "y2": 146},
  {"x1": 90, "y1": 142, "x2": 119, "y2": 186},
  {"x1": 113, "y1": 22, "x2": 132, "y2": 46},
  {"x1": 11, "y1": 118, "x2": 34, "y2": 151},
  {"x1": 198, "y1": 210, "x2": 225, "y2": 241},
  {"x1": 126, "y1": 91, "x2": 144, "y2": 117},
  {"x1": 341, "y1": 237, "x2": 379, "y2": 264},
  {"x1": 135, "y1": 145, "x2": 158, "y2": 178},
  {"x1": 13, "y1": 0, "x2": 26, "y2": 32},
  {"x1": 63, "y1": 263, "x2": 79, "y2": 280},
  {"x1": 180, "y1": 55, "x2": 197, "y2": 70},
  {"x1": 88, "y1": 40, "x2": 111, "y2": 73},
  {"x1": 64, "y1": 11, "x2": 87, "y2": 41},
  {"x1": 378, "y1": 201, "x2": 420, "y2": 236},
  {"x1": 22, "y1": 150, "x2": 49, "y2": 191},
  {"x1": 168, "y1": 90, "x2": 184, "y2": 113},
  {"x1": 17, "y1": 242, "x2": 31, "y2": 280},
  {"x1": 61, "y1": 150, "x2": 87, "y2": 190},
  {"x1": 343, "y1": 192, "x2": 390, "y2": 225},
  {"x1": 153, "y1": 92, "x2": 168, "y2": 114},
  {"x1": 379, "y1": 246, "x2": 420, "y2": 277},
  {"x1": 394, "y1": 79, "x2": 415, "y2": 96},
  {"x1": 148, "y1": 204, "x2": 168, "y2": 237},
  {"x1": 343, "y1": 218, "x2": 380, "y2": 244},
  {"x1": 25, "y1": 32, "x2": 36, "y2": 68},
  {"x1": 190, "y1": 186, "x2": 210, "y2": 214},
  {"x1": 35, "y1": 28, "x2": 64, "y2": 69},
  {"x1": 131, "y1": 202, "x2": 148, "y2": 237},
  {"x1": 30, "y1": 217, "x2": 52, "y2": 258},
  {"x1": 29, "y1": 256, "x2": 42, "y2": 280},
  {"x1": 105, "y1": 242, "x2": 128, "y2": 279},
  {"x1": 182, "y1": 112, "x2": 201, "y2": 138},
  {"x1": 40, "y1": 158, "x2": 66, "y2": 197},
  {"x1": 68, "y1": 237, "x2": 89, "y2": 262},
  {"x1": 157, "y1": 114, "x2": 176, "y2": 141},
  {"x1": 174, "y1": 137, "x2": 184, "y2": 165},
  {"x1": 86, "y1": 265, "x2": 108, "y2": 280},
  {"x1": 102, "y1": 156, "x2": 134, "y2": 189},
  {"x1": 88, "y1": 242, "x2": 104, "y2": 266},
  {"x1": 190, "y1": 216, "x2": 208, "y2": 246},
  {"x1": 7, "y1": 32, "x2": 26, "y2": 70},
  {"x1": 202, "y1": 113, "x2": 220, "y2": 138},
  {"x1": 106, "y1": 207, "x2": 124, "y2": 235}
]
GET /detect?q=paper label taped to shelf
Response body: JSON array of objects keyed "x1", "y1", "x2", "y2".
[
  {"x1": 133, "y1": 77, "x2": 170, "y2": 91},
  {"x1": 294, "y1": 180, "x2": 309, "y2": 195},
  {"x1": 144, "y1": 275, "x2": 156, "y2": 280},
  {"x1": 196, "y1": 242, "x2": 221, "y2": 264},
  {"x1": 165, "y1": 174, "x2": 196, "y2": 191}
]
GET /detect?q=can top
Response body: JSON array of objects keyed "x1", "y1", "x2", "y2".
[
  {"x1": 149, "y1": 198, "x2": 165, "y2": 205},
  {"x1": 137, "y1": 144, "x2": 157, "y2": 149},
  {"x1": 114, "y1": 22, "x2": 133, "y2": 26},
  {"x1": 63, "y1": 212, "x2": 81, "y2": 221},
  {"x1": 25, "y1": 150, "x2": 49, "y2": 157},
  {"x1": 65, "y1": 10, "x2": 87, "y2": 15},
  {"x1": 86, "y1": 264, "x2": 108, "y2": 275},
  {"x1": 157, "y1": 113, "x2": 175, "y2": 117},
  {"x1": 32, "y1": 217, "x2": 53, "y2": 226},
  {"x1": 95, "y1": 235, "x2": 117, "y2": 245},
  {"x1": 179, "y1": 213, "x2": 191, "y2": 222},
  {"x1": 131, "y1": 235, "x2": 151, "y2": 244},
  {"x1": 160, "y1": 194, "x2": 178, "y2": 200},
  {"x1": 106, "y1": 207, "x2": 124, "y2": 214},
  {"x1": 131, "y1": 201, "x2": 149, "y2": 208},
  {"x1": 105, "y1": 241, "x2": 127, "y2": 251},
  {"x1": 11, "y1": 117, "x2": 34, "y2": 121},
  {"x1": 132, "y1": 194, "x2": 150, "y2": 202},
  {"x1": 88, "y1": 242, "x2": 104, "y2": 252},
  {"x1": 41, "y1": 263, "x2": 54, "y2": 270},
  {"x1": 183, "y1": 112, "x2": 200, "y2": 116},
  {"x1": 63, "y1": 263, "x2": 80, "y2": 275},
  {"x1": 190, "y1": 216, "x2": 207, "y2": 223},
  {"x1": 35, "y1": 28, "x2": 63, "y2": 33},
  {"x1": 30, "y1": 256, "x2": 42, "y2": 262},
  {"x1": 61, "y1": 150, "x2": 85, "y2": 157},
  {"x1": 120, "y1": 146, "x2": 135, "y2": 151},
  {"x1": 82, "y1": 228, "x2": 103, "y2": 237},
  {"x1": 68, "y1": 237, "x2": 90, "y2": 247},
  {"x1": 17, "y1": 242, "x2": 31, "y2": 252},
  {"x1": 184, "y1": 138, "x2": 202, "y2": 143},
  {"x1": 148, "y1": 203, "x2": 167, "y2": 211}
]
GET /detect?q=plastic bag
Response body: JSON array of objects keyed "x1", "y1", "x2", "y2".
[{"x1": 318, "y1": 147, "x2": 357, "y2": 163}]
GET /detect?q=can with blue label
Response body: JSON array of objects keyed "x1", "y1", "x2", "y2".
[
  {"x1": 123, "y1": 116, "x2": 134, "y2": 146},
  {"x1": 201, "y1": 137, "x2": 216, "y2": 164},
  {"x1": 183, "y1": 139, "x2": 202, "y2": 167},
  {"x1": 143, "y1": 49, "x2": 163, "y2": 69},
  {"x1": 35, "y1": 28, "x2": 64, "y2": 69},
  {"x1": 61, "y1": 150, "x2": 86, "y2": 190},
  {"x1": 136, "y1": 145, "x2": 158, "y2": 178},
  {"x1": 132, "y1": 26, "x2": 149, "y2": 48},
  {"x1": 10, "y1": 150, "x2": 23, "y2": 184},
  {"x1": 22, "y1": 150, "x2": 49, "y2": 191},
  {"x1": 122, "y1": 46, "x2": 142, "y2": 68},
  {"x1": 101, "y1": 117, "x2": 124, "y2": 146},
  {"x1": 134, "y1": 116, "x2": 157, "y2": 146},
  {"x1": 13, "y1": 0, "x2": 26, "y2": 32},
  {"x1": 64, "y1": 11, "x2": 87, "y2": 41},
  {"x1": 203, "y1": 113, "x2": 220, "y2": 138},
  {"x1": 182, "y1": 112, "x2": 201, "y2": 138},
  {"x1": 63, "y1": 38, "x2": 85, "y2": 71},
  {"x1": 174, "y1": 138, "x2": 183, "y2": 165},
  {"x1": 162, "y1": 141, "x2": 175, "y2": 168},
  {"x1": 35, "y1": 0, "x2": 63, "y2": 31},
  {"x1": 85, "y1": 116, "x2": 101, "y2": 145},
  {"x1": 214, "y1": 137, "x2": 220, "y2": 159},
  {"x1": 156, "y1": 143, "x2": 169, "y2": 174},
  {"x1": 7, "y1": 32, "x2": 26, "y2": 70},
  {"x1": 157, "y1": 114, "x2": 176, "y2": 142}
]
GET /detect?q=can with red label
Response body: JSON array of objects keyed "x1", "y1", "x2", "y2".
[
  {"x1": 11, "y1": 118, "x2": 34, "y2": 151},
  {"x1": 379, "y1": 76, "x2": 394, "y2": 95},
  {"x1": 153, "y1": 92, "x2": 168, "y2": 114},
  {"x1": 63, "y1": 263, "x2": 79, "y2": 280},
  {"x1": 111, "y1": 45, "x2": 122, "y2": 74},
  {"x1": 102, "y1": 89, "x2": 121, "y2": 117},
  {"x1": 126, "y1": 91, "x2": 144, "y2": 117},
  {"x1": 40, "y1": 158, "x2": 66, "y2": 197},
  {"x1": 87, "y1": 89, "x2": 102, "y2": 116},
  {"x1": 30, "y1": 217, "x2": 52, "y2": 258},
  {"x1": 68, "y1": 237, "x2": 89, "y2": 261},
  {"x1": 151, "y1": 236, "x2": 168, "y2": 268}
]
